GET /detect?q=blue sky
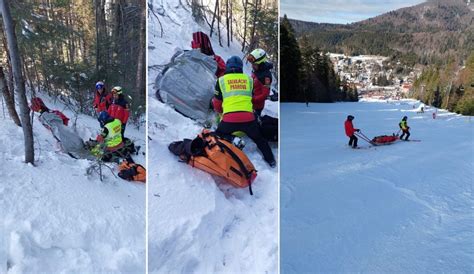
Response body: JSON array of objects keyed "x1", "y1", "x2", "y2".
[{"x1": 281, "y1": 0, "x2": 426, "y2": 24}]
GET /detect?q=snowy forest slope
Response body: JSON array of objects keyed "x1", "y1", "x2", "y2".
[{"x1": 0, "y1": 96, "x2": 146, "y2": 273}]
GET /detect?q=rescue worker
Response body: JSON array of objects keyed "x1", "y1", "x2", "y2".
[
  {"x1": 247, "y1": 48, "x2": 272, "y2": 117},
  {"x1": 399, "y1": 116, "x2": 410, "y2": 140},
  {"x1": 344, "y1": 115, "x2": 360, "y2": 148},
  {"x1": 92, "y1": 81, "x2": 112, "y2": 113},
  {"x1": 107, "y1": 86, "x2": 130, "y2": 138},
  {"x1": 212, "y1": 56, "x2": 276, "y2": 167},
  {"x1": 96, "y1": 111, "x2": 125, "y2": 162}
]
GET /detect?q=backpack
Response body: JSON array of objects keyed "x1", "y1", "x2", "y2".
[
  {"x1": 169, "y1": 129, "x2": 257, "y2": 195},
  {"x1": 259, "y1": 115, "x2": 278, "y2": 142},
  {"x1": 118, "y1": 160, "x2": 146, "y2": 183}
]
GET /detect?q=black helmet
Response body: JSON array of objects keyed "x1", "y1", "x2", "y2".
[
  {"x1": 402, "y1": 116, "x2": 407, "y2": 120},
  {"x1": 347, "y1": 115, "x2": 354, "y2": 120},
  {"x1": 98, "y1": 111, "x2": 112, "y2": 127}
]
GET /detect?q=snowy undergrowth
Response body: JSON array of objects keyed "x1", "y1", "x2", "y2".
[
  {"x1": 281, "y1": 100, "x2": 474, "y2": 273},
  {"x1": 0, "y1": 95, "x2": 145, "y2": 273},
  {"x1": 148, "y1": 0, "x2": 278, "y2": 273}
]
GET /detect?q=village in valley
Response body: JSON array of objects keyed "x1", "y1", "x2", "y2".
[{"x1": 329, "y1": 53, "x2": 421, "y2": 100}]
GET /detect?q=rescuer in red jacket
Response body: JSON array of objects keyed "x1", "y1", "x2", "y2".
[
  {"x1": 92, "y1": 81, "x2": 112, "y2": 114},
  {"x1": 247, "y1": 48, "x2": 272, "y2": 117},
  {"x1": 344, "y1": 115, "x2": 360, "y2": 148},
  {"x1": 107, "y1": 86, "x2": 130, "y2": 138}
]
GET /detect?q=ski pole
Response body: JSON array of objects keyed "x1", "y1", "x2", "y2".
[
  {"x1": 360, "y1": 131, "x2": 376, "y2": 145},
  {"x1": 355, "y1": 131, "x2": 373, "y2": 144},
  {"x1": 358, "y1": 131, "x2": 372, "y2": 142}
]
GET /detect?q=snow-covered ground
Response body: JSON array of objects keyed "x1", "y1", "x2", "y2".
[
  {"x1": 0, "y1": 95, "x2": 146, "y2": 273},
  {"x1": 281, "y1": 100, "x2": 474, "y2": 273},
  {"x1": 147, "y1": 0, "x2": 278, "y2": 273}
]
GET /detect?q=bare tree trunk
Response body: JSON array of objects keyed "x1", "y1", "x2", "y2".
[
  {"x1": 95, "y1": 0, "x2": 100, "y2": 74},
  {"x1": 249, "y1": 0, "x2": 260, "y2": 50},
  {"x1": 241, "y1": 0, "x2": 248, "y2": 51},
  {"x1": 0, "y1": 0, "x2": 35, "y2": 164},
  {"x1": 217, "y1": 0, "x2": 222, "y2": 46},
  {"x1": 2, "y1": 31, "x2": 15, "y2": 100},
  {"x1": 30, "y1": 55, "x2": 41, "y2": 94},
  {"x1": 226, "y1": 0, "x2": 229, "y2": 47},
  {"x1": 209, "y1": 0, "x2": 218, "y2": 37},
  {"x1": 135, "y1": 0, "x2": 146, "y2": 104},
  {"x1": 230, "y1": 0, "x2": 233, "y2": 42},
  {"x1": 0, "y1": 67, "x2": 21, "y2": 126},
  {"x1": 95, "y1": 0, "x2": 107, "y2": 80}
]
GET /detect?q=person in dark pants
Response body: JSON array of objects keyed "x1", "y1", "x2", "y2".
[
  {"x1": 212, "y1": 56, "x2": 276, "y2": 167},
  {"x1": 399, "y1": 116, "x2": 410, "y2": 140},
  {"x1": 344, "y1": 115, "x2": 360, "y2": 148}
]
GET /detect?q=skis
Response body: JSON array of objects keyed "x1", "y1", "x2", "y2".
[
  {"x1": 347, "y1": 145, "x2": 374, "y2": 150},
  {"x1": 400, "y1": 139, "x2": 421, "y2": 142},
  {"x1": 353, "y1": 146, "x2": 373, "y2": 150}
]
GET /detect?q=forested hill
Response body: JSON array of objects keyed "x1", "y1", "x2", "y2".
[
  {"x1": 1, "y1": 0, "x2": 146, "y2": 115},
  {"x1": 288, "y1": 0, "x2": 474, "y2": 66}
]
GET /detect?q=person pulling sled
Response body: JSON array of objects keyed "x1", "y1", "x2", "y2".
[
  {"x1": 399, "y1": 116, "x2": 410, "y2": 141},
  {"x1": 344, "y1": 115, "x2": 360, "y2": 149}
]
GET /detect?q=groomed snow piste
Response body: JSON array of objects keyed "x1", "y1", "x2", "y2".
[
  {"x1": 0, "y1": 95, "x2": 146, "y2": 273},
  {"x1": 281, "y1": 99, "x2": 474, "y2": 273},
  {"x1": 147, "y1": 0, "x2": 278, "y2": 273}
]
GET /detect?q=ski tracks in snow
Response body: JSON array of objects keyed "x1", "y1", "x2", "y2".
[{"x1": 281, "y1": 101, "x2": 474, "y2": 272}]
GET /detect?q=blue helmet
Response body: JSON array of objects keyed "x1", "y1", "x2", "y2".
[
  {"x1": 98, "y1": 111, "x2": 111, "y2": 127},
  {"x1": 95, "y1": 81, "x2": 105, "y2": 90},
  {"x1": 226, "y1": 56, "x2": 243, "y2": 70}
]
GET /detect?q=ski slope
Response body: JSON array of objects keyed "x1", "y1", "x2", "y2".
[
  {"x1": 0, "y1": 95, "x2": 146, "y2": 273},
  {"x1": 148, "y1": 0, "x2": 278, "y2": 272},
  {"x1": 281, "y1": 99, "x2": 474, "y2": 273}
]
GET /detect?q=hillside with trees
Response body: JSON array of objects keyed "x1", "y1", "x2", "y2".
[
  {"x1": 1, "y1": 0, "x2": 146, "y2": 117},
  {"x1": 285, "y1": 0, "x2": 474, "y2": 114},
  {"x1": 411, "y1": 52, "x2": 474, "y2": 115},
  {"x1": 289, "y1": 0, "x2": 473, "y2": 66},
  {"x1": 280, "y1": 15, "x2": 355, "y2": 103}
]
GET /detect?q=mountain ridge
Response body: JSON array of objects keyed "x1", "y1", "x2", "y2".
[{"x1": 286, "y1": 0, "x2": 474, "y2": 65}]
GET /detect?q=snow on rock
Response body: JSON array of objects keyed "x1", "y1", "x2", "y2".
[
  {"x1": 281, "y1": 100, "x2": 474, "y2": 273},
  {"x1": 0, "y1": 95, "x2": 145, "y2": 273},
  {"x1": 148, "y1": 0, "x2": 278, "y2": 272}
]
